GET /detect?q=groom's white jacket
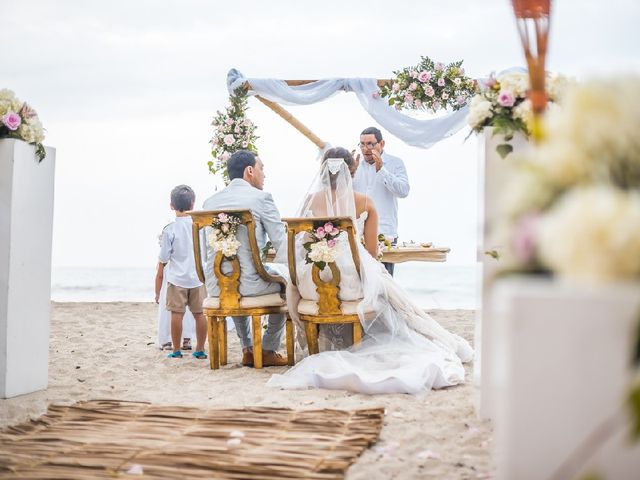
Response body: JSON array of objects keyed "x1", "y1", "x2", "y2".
[{"x1": 202, "y1": 178, "x2": 287, "y2": 298}]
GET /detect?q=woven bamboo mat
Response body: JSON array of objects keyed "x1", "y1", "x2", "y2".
[{"x1": 0, "y1": 399, "x2": 384, "y2": 479}]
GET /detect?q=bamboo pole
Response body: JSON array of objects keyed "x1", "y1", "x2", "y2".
[
  {"x1": 254, "y1": 94, "x2": 327, "y2": 149},
  {"x1": 244, "y1": 79, "x2": 392, "y2": 149}
]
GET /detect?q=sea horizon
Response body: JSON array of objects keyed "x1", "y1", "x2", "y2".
[{"x1": 51, "y1": 263, "x2": 479, "y2": 310}]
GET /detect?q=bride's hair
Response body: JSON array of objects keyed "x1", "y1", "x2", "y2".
[{"x1": 322, "y1": 147, "x2": 357, "y2": 189}]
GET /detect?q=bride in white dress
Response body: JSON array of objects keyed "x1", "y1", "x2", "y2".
[{"x1": 267, "y1": 147, "x2": 473, "y2": 394}]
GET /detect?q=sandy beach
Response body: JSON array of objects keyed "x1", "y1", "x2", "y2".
[{"x1": 1, "y1": 303, "x2": 492, "y2": 479}]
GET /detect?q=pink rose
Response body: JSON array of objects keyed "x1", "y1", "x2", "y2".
[
  {"x1": 220, "y1": 152, "x2": 231, "y2": 162},
  {"x1": 435, "y1": 62, "x2": 445, "y2": 71},
  {"x1": 225, "y1": 118, "x2": 234, "y2": 126},
  {"x1": 392, "y1": 83, "x2": 400, "y2": 92},
  {"x1": 327, "y1": 239, "x2": 337, "y2": 248},
  {"x1": 323, "y1": 222, "x2": 334, "y2": 232},
  {"x1": 409, "y1": 82, "x2": 418, "y2": 91},
  {"x1": 404, "y1": 94, "x2": 414, "y2": 105},
  {"x1": 223, "y1": 134, "x2": 234, "y2": 146},
  {"x1": 243, "y1": 118, "x2": 252, "y2": 127},
  {"x1": 2, "y1": 112, "x2": 21, "y2": 131},
  {"x1": 498, "y1": 90, "x2": 516, "y2": 107},
  {"x1": 454, "y1": 78, "x2": 462, "y2": 85},
  {"x1": 456, "y1": 95, "x2": 466, "y2": 105},
  {"x1": 511, "y1": 214, "x2": 540, "y2": 264},
  {"x1": 441, "y1": 92, "x2": 449, "y2": 100},
  {"x1": 437, "y1": 78, "x2": 445, "y2": 87},
  {"x1": 418, "y1": 71, "x2": 431, "y2": 83},
  {"x1": 425, "y1": 86, "x2": 435, "y2": 97},
  {"x1": 234, "y1": 126, "x2": 241, "y2": 133},
  {"x1": 315, "y1": 227, "x2": 326, "y2": 239},
  {"x1": 218, "y1": 213, "x2": 228, "y2": 222}
]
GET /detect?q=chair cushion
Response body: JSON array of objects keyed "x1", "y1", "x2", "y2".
[
  {"x1": 203, "y1": 293, "x2": 285, "y2": 309},
  {"x1": 297, "y1": 299, "x2": 374, "y2": 316}
]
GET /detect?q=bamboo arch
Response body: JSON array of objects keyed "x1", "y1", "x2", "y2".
[{"x1": 244, "y1": 79, "x2": 391, "y2": 149}]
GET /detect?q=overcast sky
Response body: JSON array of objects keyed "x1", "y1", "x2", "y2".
[{"x1": 3, "y1": 0, "x2": 639, "y2": 268}]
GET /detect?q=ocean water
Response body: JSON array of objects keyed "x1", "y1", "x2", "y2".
[{"x1": 51, "y1": 263, "x2": 479, "y2": 310}]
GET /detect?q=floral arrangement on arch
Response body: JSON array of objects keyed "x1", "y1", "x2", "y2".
[
  {"x1": 0, "y1": 89, "x2": 46, "y2": 161},
  {"x1": 496, "y1": 76, "x2": 640, "y2": 282},
  {"x1": 467, "y1": 70, "x2": 571, "y2": 157},
  {"x1": 207, "y1": 212, "x2": 242, "y2": 260},
  {"x1": 303, "y1": 221, "x2": 342, "y2": 271},
  {"x1": 379, "y1": 56, "x2": 476, "y2": 113},
  {"x1": 209, "y1": 86, "x2": 259, "y2": 184}
]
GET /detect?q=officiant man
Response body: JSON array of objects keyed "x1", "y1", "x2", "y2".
[{"x1": 353, "y1": 126, "x2": 410, "y2": 276}]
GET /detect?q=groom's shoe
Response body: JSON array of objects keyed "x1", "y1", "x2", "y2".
[
  {"x1": 262, "y1": 350, "x2": 288, "y2": 367},
  {"x1": 241, "y1": 349, "x2": 254, "y2": 367}
]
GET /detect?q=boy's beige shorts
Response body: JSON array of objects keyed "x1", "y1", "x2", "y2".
[{"x1": 166, "y1": 283, "x2": 205, "y2": 314}]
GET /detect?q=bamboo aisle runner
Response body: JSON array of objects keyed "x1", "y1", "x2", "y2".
[{"x1": 0, "y1": 400, "x2": 384, "y2": 479}]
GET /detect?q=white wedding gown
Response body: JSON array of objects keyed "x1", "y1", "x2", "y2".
[{"x1": 268, "y1": 210, "x2": 473, "y2": 395}]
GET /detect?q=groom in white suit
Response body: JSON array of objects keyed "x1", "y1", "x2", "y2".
[{"x1": 202, "y1": 150, "x2": 288, "y2": 367}]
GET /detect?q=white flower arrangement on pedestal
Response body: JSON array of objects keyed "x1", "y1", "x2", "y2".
[
  {"x1": 207, "y1": 212, "x2": 242, "y2": 259},
  {"x1": 0, "y1": 89, "x2": 46, "y2": 161},
  {"x1": 497, "y1": 76, "x2": 640, "y2": 282},
  {"x1": 303, "y1": 221, "x2": 342, "y2": 271},
  {"x1": 467, "y1": 70, "x2": 571, "y2": 157}
]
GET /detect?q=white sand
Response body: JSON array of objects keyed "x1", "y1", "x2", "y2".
[{"x1": 1, "y1": 303, "x2": 493, "y2": 479}]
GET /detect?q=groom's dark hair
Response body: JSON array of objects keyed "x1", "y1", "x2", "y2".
[
  {"x1": 360, "y1": 126, "x2": 383, "y2": 142},
  {"x1": 227, "y1": 150, "x2": 257, "y2": 180}
]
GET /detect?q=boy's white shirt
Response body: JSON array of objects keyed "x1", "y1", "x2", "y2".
[{"x1": 158, "y1": 216, "x2": 202, "y2": 289}]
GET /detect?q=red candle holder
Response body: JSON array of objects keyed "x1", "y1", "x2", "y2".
[{"x1": 512, "y1": 0, "x2": 551, "y2": 141}]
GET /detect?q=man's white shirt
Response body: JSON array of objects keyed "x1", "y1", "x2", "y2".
[
  {"x1": 158, "y1": 216, "x2": 203, "y2": 289},
  {"x1": 352, "y1": 152, "x2": 410, "y2": 238}
]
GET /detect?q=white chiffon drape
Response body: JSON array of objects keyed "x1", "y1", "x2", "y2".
[
  {"x1": 267, "y1": 159, "x2": 473, "y2": 395},
  {"x1": 227, "y1": 69, "x2": 469, "y2": 150}
]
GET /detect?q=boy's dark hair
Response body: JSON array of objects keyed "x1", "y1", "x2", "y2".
[
  {"x1": 227, "y1": 150, "x2": 257, "y2": 180},
  {"x1": 170, "y1": 185, "x2": 195, "y2": 212},
  {"x1": 360, "y1": 126, "x2": 383, "y2": 142}
]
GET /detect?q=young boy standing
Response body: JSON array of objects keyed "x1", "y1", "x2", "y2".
[{"x1": 155, "y1": 185, "x2": 207, "y2": 359}]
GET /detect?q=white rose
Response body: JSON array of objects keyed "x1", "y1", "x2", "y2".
[
  {"x1": 466, "y1": 95, "x2": 493, "y2": 129},
  {"x1": 537, "y1": 186, "x2": 640, "y2": 281},
  {"x1": 497, "y1": 71, "x2": 529, "y2": 98}
]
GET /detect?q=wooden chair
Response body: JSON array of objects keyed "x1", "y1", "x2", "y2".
[
  {"x1": 189, "y1": 209, "x2": 294, "y2": 369},
  {"x1": 283, "y1": 216, "x2": 371, "y2": 355}
]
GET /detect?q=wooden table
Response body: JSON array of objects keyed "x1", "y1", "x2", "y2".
[{"x1": 380, "y1": 245, "x2": 450, "y2": 263}]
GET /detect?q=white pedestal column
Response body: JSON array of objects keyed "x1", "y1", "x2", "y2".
[
  {"x1": 475, "y1": 128, "x2": 528, "y2": 419},
  {"x1": 0, "y1": 139, "x2": 56, "y2": 398},
  {"x1": 491, "y1": 277, "x2": 640, "y2": 480}
]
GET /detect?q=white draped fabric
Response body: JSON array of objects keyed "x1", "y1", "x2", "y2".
[{"x1": 227, "y1": 69, "x2": 469, "y2": 149}]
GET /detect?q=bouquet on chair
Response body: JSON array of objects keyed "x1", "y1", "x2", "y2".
[
  {"x1": 207, "y1": 213, "x2": 242, "y2": 260},
  {"x1": 303, "y1": 221, "x2": 342, "y2": 271}
]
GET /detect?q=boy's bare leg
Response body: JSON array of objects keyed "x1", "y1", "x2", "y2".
[
  {"x1": 170, "y1": 312, "x2": 185, "y2": 353},
  {"x1": 193, "y1": 313, "x2": 207, "y2": 352}
]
